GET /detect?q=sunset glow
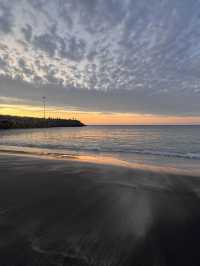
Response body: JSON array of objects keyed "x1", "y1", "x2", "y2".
[{"x1": 1, "y1": 103, "x2": 200, "y2": 125}]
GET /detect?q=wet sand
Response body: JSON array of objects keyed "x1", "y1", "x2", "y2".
[{"x1": 0, "y1": 153, "x2": 200, "y2": 265}]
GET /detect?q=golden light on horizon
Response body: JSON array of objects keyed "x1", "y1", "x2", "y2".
[{"x1": 1, "y1": 103, "x2": 200, "y2": 125}]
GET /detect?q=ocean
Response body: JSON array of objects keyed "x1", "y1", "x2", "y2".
[{"x1": 0, "y1": 125, "x2": 200, "y2": 173}]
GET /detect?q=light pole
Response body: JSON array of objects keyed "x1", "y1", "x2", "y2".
[{"x1": 42, "y1": 96, "x2": 46, "y2": 119}]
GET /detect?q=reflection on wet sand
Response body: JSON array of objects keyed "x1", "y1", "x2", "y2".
[{"x1": 0, "y1": 153, "x2": 200, "y2": 265}]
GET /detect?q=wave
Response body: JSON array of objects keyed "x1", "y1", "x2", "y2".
[
  {"x1": 1, "y1": 142, "x2": 200, "y2": 161},
  {"x1": 123, "y1": 149, "x2": 200, "y2": 160}
]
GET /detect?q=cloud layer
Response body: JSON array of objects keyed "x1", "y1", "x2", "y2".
[{"x1": 0, "y1": 0, "x2": 200, "y2": 115}]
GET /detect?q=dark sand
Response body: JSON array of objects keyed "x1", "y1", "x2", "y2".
[{"x1": 0, "y1": 153, "x2": 200, "y2": 266}]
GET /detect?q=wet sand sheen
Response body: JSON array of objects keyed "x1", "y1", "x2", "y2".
[{"x1": 0, "y1": 153, "x2": 200, "y2": 265}]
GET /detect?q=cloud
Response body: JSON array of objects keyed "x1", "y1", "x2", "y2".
[
  {"x1": 59, "y1": 36, "x2": 86, "y2": 61},
  {"x1": 0, "y1": 57, "x2": 7, "y2": 68},
  {"x1": 0, "y1": 2, "x2": 13, "y2": 33},
  {"x1": 27, "y1": 0, "x2": 47, "y2": 10},
  {"x1": 0, "y1": 96, "x2": 27, "y2": 105},
  {"x1": 0, "y1": 0, "x2": 200, "y2": 116},
  {"x1": 33, "y1": 33, "x2": 57, "y2": 57},
  {"x1": 21, "y1": 24, "x2": 32, "y2": 42},
  {"x1": 18, "y1": 58, "x2": 34, "y2": 76},
  {"x1": 0, "y1": 76, "x2": 200, "y2": 116}
]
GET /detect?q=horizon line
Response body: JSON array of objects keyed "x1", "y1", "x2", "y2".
[{"x1": 87, "y1": 124, "x2": 200, "y2": 126}]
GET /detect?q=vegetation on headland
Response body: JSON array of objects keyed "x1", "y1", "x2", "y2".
[{"x1": 0, "y1": 115, "x2": 85, "y2": 129}]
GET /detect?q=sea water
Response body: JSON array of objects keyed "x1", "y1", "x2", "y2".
[{"x1": 0, "y1": 125, "x2": 200, "y2": 172}]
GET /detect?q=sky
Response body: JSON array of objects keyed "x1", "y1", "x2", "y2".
[{"x1": 0, "y1": 0, "x2": 200, "y2": 124}]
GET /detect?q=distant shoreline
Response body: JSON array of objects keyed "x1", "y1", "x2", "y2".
[{"x1": 0, "y1": 115, "x2": 85, "y2": 129}]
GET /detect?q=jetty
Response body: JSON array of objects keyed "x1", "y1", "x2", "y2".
[{"x1": 0, "y1": 115, "x2": 85, "y2": 129}]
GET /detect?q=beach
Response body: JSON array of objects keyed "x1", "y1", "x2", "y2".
[
  {"x1": 1, "y1": 0, "x2": 200, "y2": 264},
  {"x1": 0, "y1": 152, "x2": 200, "y2": 265}
]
